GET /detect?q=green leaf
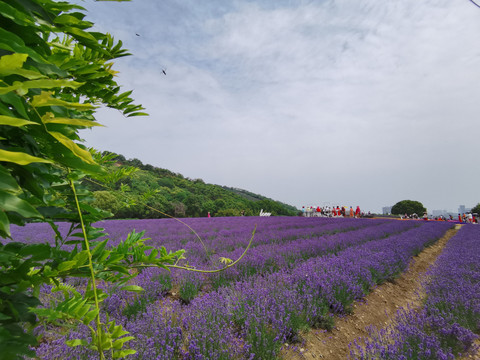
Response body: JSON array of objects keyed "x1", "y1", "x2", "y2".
[
  {"x1": 0, "y1": 149, "x2": 53, "y2": 165},
  {"x1": 108, "y1": 265, "x2": 131, "y2": 275},
  {"x1": 91, "y1": 239, "x2": 108, "y2": 257},
  {"x1": 65, "y1": 339, "x2": 89, "y2": 347},
  {"x1": 54, "y1": 14, "x2": 93, "y2": 29},
  {"x1": 0, "y1": 3, "x2": 35, "y2": 27},
  {"x1": 0, "y1": 165, "x2": 21, "y2": 193},
  {"x1": 18, "y1": 243, "x2": 51, "y2": 261},
  {"x1": 126, "y1": 112, "x2": 149, "y2": 117},
  {"x1": 64, "y1": 26, "x2": 99, "y2": 43},
  {"x1": 82, "y1": 308, "x2": 99, "y2": 325},
  {"x1": 0, "y1": 312, "x2": 12, "y2": 320},
  {"x1": 110, "y1": 323, "x2": 129, "y2": 338},
  {"x1": 0, "y1": 115, "x2": 38, "y2": 127},
  {"x1": 0, "y1": 28, "x2": 47, "y2": 64},
  {"x1": 73, "y1": 250, "x2": 90, "y2": 267},
  {"x1": 113, "y1": 349, "x2": 136, "y2": 359},
  {"x1": 119, "y1": 285, "x2": 144, "y2": 292},
  {"x1": 43, "y1": 116, "x2": 103, "y2": 128},
  {"x1": 0, "y1": 92, "x2": 30, "y2": 119},
  {"x1": 0, "y1": 191, "x2": 42, "y2": 218},
  {"x1": 0, "y1": 53, "x2": 28, "y2": 70},
  {"x1": 57, "y1": 260, "x2": 77, "y2": 272},
  {"x1": 219, "y1": 257, "x2": 233, "y2": 265},
  {"x1": 48, "y1": 131, "x2": 95, "y2": 164},
  {"x1": 112, "y1": 336, "x2": 134, "y2": 350},
  {"x1": 0, "y1": 210, "x2": 11, "y2": 237},
  {"x1": 31, "y1": 91, "x2": 96, "y2": 110},
  {"x1": 0, "y1": 53, "x2": 45, "y2": 80},
  {"x1": 0, "y1": 79, "x2": 84, "y2": 95}
]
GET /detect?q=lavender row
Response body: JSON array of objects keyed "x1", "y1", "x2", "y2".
[
  {"x1": 34, "y1": 220, "x2": 453, "y2": 359},
  {"x1": 10, "y1": 218, "x2": 413, "y2": 305},
  {"x1": 7, "y1": 216, "x2": 379, "y2": 259},
  {"x1": 124, "y1": 219, "x2": 421, "y2": 305},
  {"x1": 98, "y1": 217, "x2": 385, "y2": 259},
  {"x1": 178, "y1": 219, "x2": 420, "y2": 290},
  {"x1": 350, "y1": 224, "x2": 480, "y2": 360}
]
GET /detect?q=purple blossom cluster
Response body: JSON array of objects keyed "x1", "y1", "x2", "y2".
[
  {"x1": 13, "y1": 217, "x2": 455, "y2": 359},
  {"x1": 350, "y1": 224, "x2": 480, "y2": 359}
]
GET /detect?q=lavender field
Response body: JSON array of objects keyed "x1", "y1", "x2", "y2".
[
  {"x1": 9, "y1": 217, "x2": 466, "y2": 359},
  {"x1": 351, "y1": 224, "x2": 480, "y2": 360}
]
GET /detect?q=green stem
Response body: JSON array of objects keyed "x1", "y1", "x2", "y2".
[
  {"x1": 69, "y1": 174, "x2": 104, "y2": 360},
  {"x1": 131, "y1": 225, "x2": 256, "y2": 273}
]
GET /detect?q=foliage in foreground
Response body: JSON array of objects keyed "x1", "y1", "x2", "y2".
[{"x1": 0, "y1": 0, "x2": 187, "y2": 359}]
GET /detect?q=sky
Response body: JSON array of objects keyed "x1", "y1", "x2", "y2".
[{"x1": 76, "y1": 0, "x2": 480, "y2": 214}]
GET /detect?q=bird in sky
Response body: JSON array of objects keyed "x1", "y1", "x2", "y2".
[
  {"x1": 135, "y1": 33, "x2": 140, "y2": 36},
  {"x1": 162, "y1": 68, "x2": 167, "y2": 75}
]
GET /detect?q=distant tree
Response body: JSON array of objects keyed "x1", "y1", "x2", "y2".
[
  {"x1": 113, "y1": 153, "x2": 126, "y2": 162},
  {"x1": 92, "y1": 191, "x2": 122, "y2": 215},
  {"x1": 158, "y1": 177, "x2": 175, "y2": 189},
  {"x1": 215, "y1": 198, "x2": 226, "y2": 210},
  {"x1": 391, "y1": 200, "x2": 426, "y2": 216},
  {"x1": 471, "y1": 203, "x2": 480, "y2": 214},
  {"x1": 173, "y1": 202, "x2": 186, "y2": 217},
  {"x1": 185, "y1": 195, "x2": 203, "y2": 217},
  {"x1": 127, "y1": 157, "x2": 143, "y2": 168},
  {"x1": 141, "y1": 163, "x2": 154, "y2": 171},
  {"x1": 203, "y1": 200, "x2": 217, "y2": 216}
]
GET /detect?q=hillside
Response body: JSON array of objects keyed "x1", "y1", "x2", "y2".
[{"x1": 85, "y1": 152, "x2": 298, "y2": 218}]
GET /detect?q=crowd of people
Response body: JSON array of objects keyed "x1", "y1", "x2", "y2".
[
  {"x1": 301, "y1": 205, "x2": 369, "y2": 218},
  {"x1": 402, "y1": 212, "x2": 479, "y2": 224},
  {"x1": 301, "y1": 207, "x2": 478, "y2": 224},
  {"x1": 456, "y1": 212, "x2": 478, "y2": 224}
]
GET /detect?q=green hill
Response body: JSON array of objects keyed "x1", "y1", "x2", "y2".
[{"x1": 85, "y1": 152, "x2": 298, "y2": 218}]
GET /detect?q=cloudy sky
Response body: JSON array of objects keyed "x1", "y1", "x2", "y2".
[{"x1": 77, "y1": 0, "x2": 480, "y2": 214}]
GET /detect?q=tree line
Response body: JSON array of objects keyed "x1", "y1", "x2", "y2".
[{"x1": 87, "y1": 152, "x2": 299, "y2": 218}]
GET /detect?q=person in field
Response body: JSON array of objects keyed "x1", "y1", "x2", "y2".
[
  {"x1": 355, "y1": 206, "x2": 361, "y2": 218},
  {"x1": 349, "y1": 206, "x2": 354, "y2": 217}
]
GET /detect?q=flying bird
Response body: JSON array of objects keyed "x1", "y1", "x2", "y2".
[
  {"x1": 135, "y1": 33, "x2": 140, "y2": 36},
  {"x1": 162, "y1": 69, "x2": 167, "y2": 75}
]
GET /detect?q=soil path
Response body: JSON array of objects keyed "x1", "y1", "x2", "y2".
[{"x1": 283, "y1": 226, "x2": 460, "y2": 360}]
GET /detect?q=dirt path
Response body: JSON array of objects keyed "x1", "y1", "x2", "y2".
[{"x1": 282, "y1": 226, "x2": 460, "y2": 360}]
